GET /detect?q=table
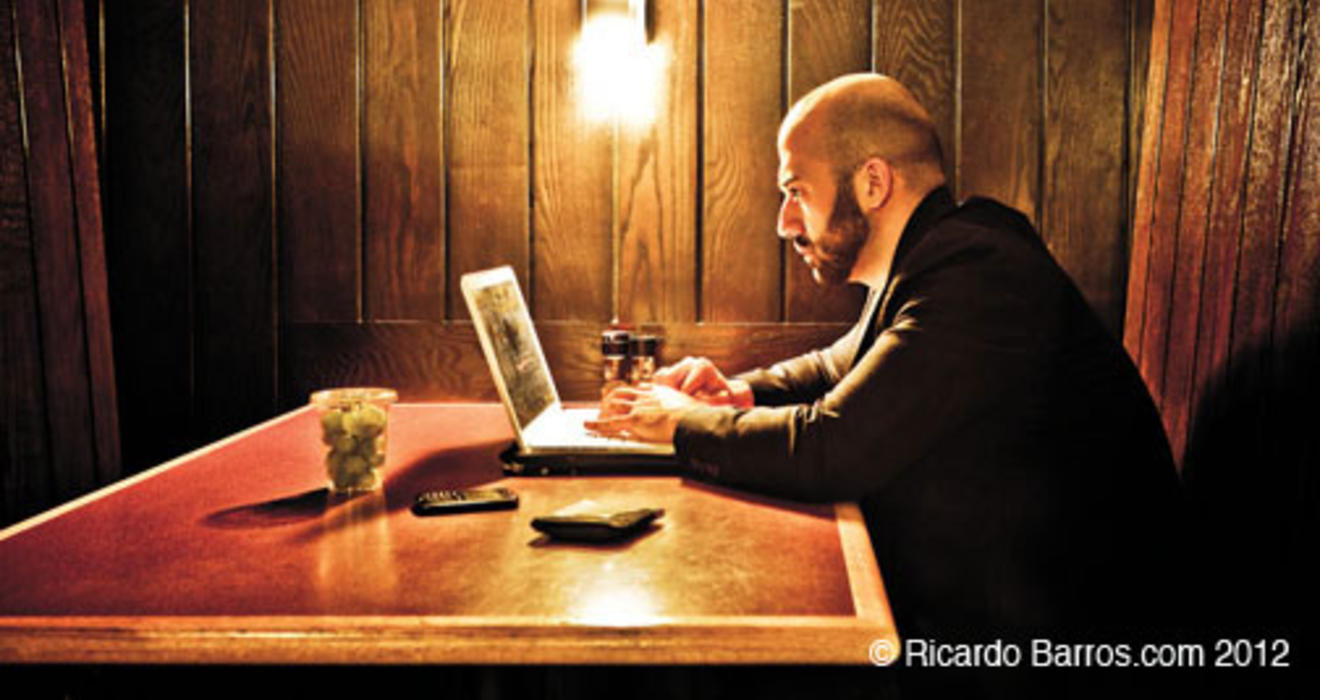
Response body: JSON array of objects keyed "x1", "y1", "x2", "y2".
[{"x1": 0, "y1": 403, "x2": 897, "y2": 665}]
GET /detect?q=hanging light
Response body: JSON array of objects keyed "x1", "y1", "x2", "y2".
[{"x1": 575, "y1": 0, "x2": 666, "y2": 128}]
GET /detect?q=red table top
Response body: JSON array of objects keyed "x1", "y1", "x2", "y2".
[{"x1": 0, "y1": 403, "x2": 895, "y2": 664}]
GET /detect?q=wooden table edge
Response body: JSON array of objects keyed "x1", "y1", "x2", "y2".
[{"x1": 0, "y1": 614, "x2": 899, "y2": 665}]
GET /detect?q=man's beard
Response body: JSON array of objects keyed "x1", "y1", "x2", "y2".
[{"x1": 806, "y1": 178, "x2": 870, "y2": 286}]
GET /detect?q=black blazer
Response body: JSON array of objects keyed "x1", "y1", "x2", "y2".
[{"x1": 675, "y1": 187, "x2": 1183, "y2": 641}]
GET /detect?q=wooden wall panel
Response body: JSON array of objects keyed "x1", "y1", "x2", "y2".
[
  {"x1": 960, "y1": 0, "x2": 1039, "y2": 219},
  {"x1": 617, "y1": 0, "x2": 698, "y2": 323},
  {"x1": 81, "y1": 1, "x2": 1158, "y2": 498},
  {"x1": 56, "y1": 0, "x2": 119, "y2": 484},
  {"x1": 1188, "y1": 0, "x2": 1263, "y2": 429},
  {"x1": 445, "y1": 0, "x2": 530, "y2": 317},
  {"x1": 530, "y1": 0, "x2": 611, "y2": 320},
  {"x1": 1042, "y1": 0, "x2": 1132, "y2": 336},
  {"x1": 701, "y1": 0, "x2": 783, "y2": 322},
  {"x1": 282, "y1": 321, "x2": 851, "y2": 407},
  {"x1": 18, "y1": 0, "x2": 99, "y2": 497},
  {"x1": 364, "y1": 0, "x2": 445, "y2": 321},
  {"x1": 191, "y1": 0, "x2": 277, "y2": 440},
  {"x1": 2, "y1": 0, "x2": 118, "y2": 525},
  {"x1": 1154, "y1": 0, "x2": 1227, "y2": 464},
  {"x1": 871, "y1": 0, "x2": 956, "y2": 189},
  {"x1": 277, "y1": 0, "x2": 360, "y2": 322},
  {"x1": 0, "y1": 0, "x2": 52, "y2": 522},
  {"x1": 784, "y1": 0, "x2": 869, "y2": 323},
  {"x1": 101, "y1": 0, "x2": 192, "y2": 472},
  {"x1": 1129, "y1": 0, "x2": 1199, "y2": 400},
  {"x1": 1129, "y1": 0, "x2": 1320, "y2": 650}
]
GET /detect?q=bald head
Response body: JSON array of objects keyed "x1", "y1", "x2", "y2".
[{"x1": 780, "y1": 73, "x2": 945, "y2": 193}]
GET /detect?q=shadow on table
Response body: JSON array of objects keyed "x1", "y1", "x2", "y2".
[
  {"x1": 201, "y1": 488, "x2": 332, "y2": 529},
  {"x1": 383, "y1": 438, "x2": 511, "y2": 513},
  {"x1": 198, "y1": 438, "x2": 510, "y2": 530}
]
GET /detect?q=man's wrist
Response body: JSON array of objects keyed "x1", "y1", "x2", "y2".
[{"x1": 728, "y1": 379, "x2": 754, "y2": 408}]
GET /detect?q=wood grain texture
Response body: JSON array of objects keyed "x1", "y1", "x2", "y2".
[
  {"x1": 1228, "y1": 0, "x2": 1301, "y2": 408},
  {"x1": 14, "y1": 0, "x2": 98, "y2": 497},
  {"x1": 0, "y1": 0, "x2": 52, "y2": 526},
  {"x1": 617, "y1": 0, "x2": 698, "y2": 323},
  {"x1": 1043, "y1": 0, "x2": 1133, "y2": 337},
  {"x1": 281, "y1": 321, "x2": 850, "y2": 406},
  {"x1": 56, "y1": 0, "x2": 119, "y2": 485},
  {"x1": 191, "y1": 0, "x2": 277, "y2": 440},
  {"x1": 530, "y1": 0, "x2": 611, "y2": 320},
  {"x1": 1273, "y1": 0, "x2": 1319, "y2": 354},
  {"x1": 1157, "y1": 0, "x2": 1228, "y2": 465},
  {"x1": 277, "y1": 0, "x2": 360, "y2": 322},
  {"x1": 785, "y1": 0, "x2": 869, "y2": 323},
  {"x1": 364, "y1": 0, "x2": 445, "y2": 321},
  {"x1": 1129, "y1": 0, "x2": 1156, "y2": 226},
  {"x1": 701, "y1": 0, "x2": 783, "y2": 322},
  {"x1": 960, "y1": 0, "x2": 1039, "y2": 218},
  {"x1": 445, "y1": 0, "x2": 529, "y2": 317},
  {"x1": 1124, "y1": 0, "x2": 1173, "y2": 358},
  {"x1": 100, "y1": 0, "x2": 193, "y2": 474},
  {"x1": 1270, "y1": 1, "x2": 1319, "y2": 505},
  {"x1": 1189, "y1": 0, "x2": 1264, "y2": 426},
  {"x1": 1133, "y1": 0, "x2": 1199, "y2": 405},
  {"x1": 872, "y1": 0, "x2": 956, "y2": 188}
]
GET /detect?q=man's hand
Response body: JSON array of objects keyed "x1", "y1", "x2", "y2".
[
  {"x1": 585, "y1": 384, "x2": 701, "y2": 444},
  {"x1": 652, "y1": 356, "x2": 754, "y2": 408}
]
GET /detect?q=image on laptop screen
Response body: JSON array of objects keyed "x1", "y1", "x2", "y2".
[{"x1": 468, "y1": 276, "x2": 556, "y2": 429}]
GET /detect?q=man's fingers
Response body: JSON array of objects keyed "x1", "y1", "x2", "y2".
[
  {"x1": 679, "y1": 359, "x2": 726, "y2": 396},
  {"x1": 584, "y1": 414, "x2": 632, "y2": 436},
  {"x1": 653, "y1": 356, "x2": 700, "y2": 388}
]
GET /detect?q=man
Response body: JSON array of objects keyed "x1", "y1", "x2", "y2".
[{"x1": 587, "y1": 74, "x2": 1182, "y2": 650}]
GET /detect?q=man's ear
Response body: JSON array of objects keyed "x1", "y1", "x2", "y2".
[{"x1": 853, "y1": 157, "x2": 893, "y2": 212}]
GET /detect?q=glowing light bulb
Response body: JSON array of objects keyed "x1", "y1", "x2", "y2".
[{"x1": 574, "y1": 13, "x2": 667, "y2": 128}]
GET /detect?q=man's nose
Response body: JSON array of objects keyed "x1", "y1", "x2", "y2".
[{"x1": 777, "y1": 199, "x2": 801, "y2": 241}]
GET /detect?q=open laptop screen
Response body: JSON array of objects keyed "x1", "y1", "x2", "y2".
[{"x1": 463, "y1": 269, "x2": 556, "y2": 429}]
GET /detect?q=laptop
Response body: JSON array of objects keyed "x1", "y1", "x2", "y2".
[{"x1": 461, "y1": 266, "x2": 676, "y2": 468}]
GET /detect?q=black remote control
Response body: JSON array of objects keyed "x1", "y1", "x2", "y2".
[{"x1": 412, "y1": 488, "x2": 519, "y2": 515}]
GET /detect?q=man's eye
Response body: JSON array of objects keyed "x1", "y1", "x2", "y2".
[{"x1": 786, "y1": 189, "x2": 801, "y2": 201}]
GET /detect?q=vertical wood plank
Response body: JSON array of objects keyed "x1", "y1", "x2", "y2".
[
  {"x1": 785, "y1": 0, "x2": 869, "y2": 322},
  {"x1": 617, "y1": 0, "x2": 698, "y2": 323},
  {"x1": 1229, "y1": 0, "x2": 1301, "y2": 391},
  {"x1": 1043, "y1": 0, "x2": 1136, "y2": 336},
  {"x1": 1134, "y1": 0, "x2": 1199, "y2": 406},
  {"x1": 101, "y1": 0, "x2": 191, "y2": 473},
  {"x1": 1157, "y1": 0, "x2": 1227, "y2": 464},
  {"x1": 872, "y1": 0, "x2": 957, "y2": 188},
  {"x1": 191, "y1": 0, "x2": 277, "y2": 439},
  {"x1": 1129, "y1": 0, "x2": 1156, "y2": 227},
  {"x1": 57, "y1": 0, "x2": 119, "y2": 483},
  {"x1": 0, "y1": 0, "x2": 53, "y2": 523},
  {"x1": 364, "y1": 0, "x2": 444, "y2": 321},
  {"x1": 530, "y1": 0, "x2": 611, "y2": 320},
  {"x1": 1271, "y1": 0, "x2": 1319, "y2": 484},
  {"x1": 701, "y1": 0, "x2": 783, "y2": 322},
  {"x1": 1189, "y1": 0, "x2": 1264, "y2": 427},
  {"x1": 1124, "y1": 0, "x2": 1173, "y2": 359},
  {"x1": 13, "y1": 0, "x2": 97, "y2": 496},
  {"x1": 960, "y1": 0, "x2": 1039, "y2": 219},
  {"x1": 277, "y1": 0, "x2": 360, "y2": 322},
  {"x1": 446, "y1": 0, "x2": 530, "y2": 317}
]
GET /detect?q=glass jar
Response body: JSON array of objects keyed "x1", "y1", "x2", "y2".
[
  {"x1": 601, "y1": 330, "x2": 631, "y2": 397},
  {"x1": 310, "y1": 387, "x2": 398, "y2": 494}
]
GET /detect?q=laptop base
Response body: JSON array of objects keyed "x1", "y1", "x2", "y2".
[{"x1": 498, "y1": 442, "x2": 679, "y2": 476}]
